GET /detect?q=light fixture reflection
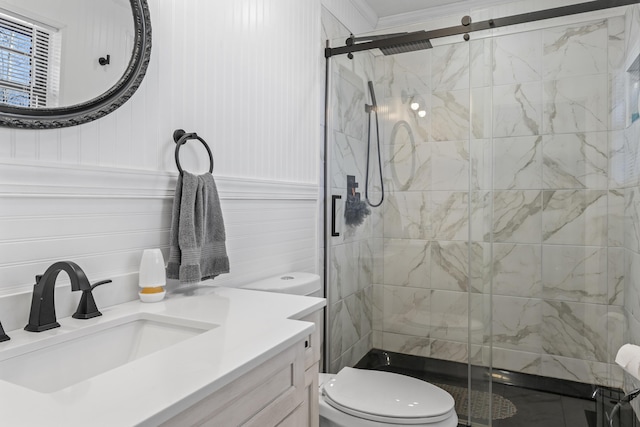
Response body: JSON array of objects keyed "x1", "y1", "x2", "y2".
[
  {"x1": 418, "y1": 110, "x2": 426, "y2": 118},
  {"x1": 410, "y1": 101, "x2": 420, "y2": 111}
]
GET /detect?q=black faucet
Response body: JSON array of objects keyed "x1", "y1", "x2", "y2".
[{"x1": 25, "y1": 261, "x2": 93, "y2": 332}]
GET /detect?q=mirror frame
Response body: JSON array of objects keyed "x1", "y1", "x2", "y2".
[{"x1": 0, "y1": 0, "x2": 152, "y2": 129}]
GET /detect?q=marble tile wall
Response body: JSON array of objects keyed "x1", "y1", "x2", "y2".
[
  {"x1": 323, "y1": 8, "x2": 375, "y2": 374},
  {"x1": 370, "y1": 13, "x2": 632, "y2": 389}
]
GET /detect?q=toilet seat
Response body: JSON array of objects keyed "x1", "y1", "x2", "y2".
[{"x1": 322, "y1": 368, "x2": 456, "y2": 425}]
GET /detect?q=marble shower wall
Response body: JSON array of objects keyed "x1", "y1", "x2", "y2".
[
  {"x1": 370, "y1": 42, "x2": 482, "y2": 364},
  {"x1": 323, "y1": 8, "x2": 375, "y2": 374},
  {"x1": 372, "y1": 14, "x2": 631, "y2": 388}
]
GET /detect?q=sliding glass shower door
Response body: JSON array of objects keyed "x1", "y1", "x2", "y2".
[
  {"x1": 324, "y1": 10, "x2": 485, "y2": 422},
  {"x1": 323, "y1": 3, "x2": 631, "y2": 425}
]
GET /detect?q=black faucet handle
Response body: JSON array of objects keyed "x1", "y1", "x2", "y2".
[
  {"x1": 35, "y1": 274, "x2": 43, "y2": 284},
  {"x1": 91, "y1": 279, "x2": 112, "y2": 290},
  {"x1": 72, "y1": 279, "x2": 112, "y2": 320},
  {"x1": 0, "y1": 321, "x2": 9, "y2": 342}
]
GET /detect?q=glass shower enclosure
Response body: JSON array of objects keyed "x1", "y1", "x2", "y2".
[{"x1": 323, "y1": 1, "x2": 640, "y2": 425}]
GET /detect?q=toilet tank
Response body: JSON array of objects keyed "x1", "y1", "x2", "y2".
[{"x1": 240, "y1": 272, "x2": 322, "y2": 297}]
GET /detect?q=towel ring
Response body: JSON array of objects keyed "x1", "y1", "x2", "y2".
[{"x1": 173, "y1": 129, "x2": 214, "y2": 174}]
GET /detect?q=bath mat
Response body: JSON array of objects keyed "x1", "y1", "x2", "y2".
[{"x1": 435, "y1": 382, "x2": 517, "y2": 422}]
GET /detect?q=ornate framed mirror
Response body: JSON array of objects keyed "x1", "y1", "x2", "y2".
[{"x1": 0, "y1": 0, "x2": 151, "y2": 129}]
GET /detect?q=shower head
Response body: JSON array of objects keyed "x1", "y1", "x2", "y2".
[
  {"x1": 347, "y1": 33, "x2": 409, "y2": 44},
  {"x1": 379, "y1": 38, "x2": 433, "y2": 55},
  {"x1": 345, "y1": 31, "x2": 433, "y2": 57}
]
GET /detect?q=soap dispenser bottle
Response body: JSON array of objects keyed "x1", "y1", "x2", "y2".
[{"x1": 138, "y1": 249, "x2": 166, "y2": 302}]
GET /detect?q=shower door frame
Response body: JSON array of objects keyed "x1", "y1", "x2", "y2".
[{"x1": 325, "y1": 0, "x2": 640, "y2": 59}]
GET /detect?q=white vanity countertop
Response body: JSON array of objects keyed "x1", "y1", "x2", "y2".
[{"x1": 0, "y1": 286, "x2": 326, "y2": 426}]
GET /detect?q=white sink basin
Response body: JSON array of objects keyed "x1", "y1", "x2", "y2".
[{"x1": 0, "y1": 313, "x2": 217, "y2": 393}]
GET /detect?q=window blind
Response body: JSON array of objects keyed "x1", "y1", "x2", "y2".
[{"x1": 0, "y1": 14, "x2": 52, "y2": 108}]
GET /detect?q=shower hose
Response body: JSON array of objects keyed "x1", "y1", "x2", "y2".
[{"x1": 365, "y1": 82, "x2": 384, "y2": 208}]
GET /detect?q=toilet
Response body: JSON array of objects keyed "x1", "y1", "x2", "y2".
[{"x1": 240, "y1": 273, "x2": 459, "y2": 427}]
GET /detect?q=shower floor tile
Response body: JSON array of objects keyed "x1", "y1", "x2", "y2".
[
  {"x1": 490, "y1": 383, "x2": 593, "y2": 427},
  {"x1": 354, "y1": 349, "x2": 634, "y2": 427}
]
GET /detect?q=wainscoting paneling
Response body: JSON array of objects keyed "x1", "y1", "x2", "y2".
[{"x1": 0, "y1": 162, "x2": 318, "y2": 331}]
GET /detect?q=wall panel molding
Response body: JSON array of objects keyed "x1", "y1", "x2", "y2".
[{"x1": 0, "y1": 161, "x2": 319, "y2": 200}]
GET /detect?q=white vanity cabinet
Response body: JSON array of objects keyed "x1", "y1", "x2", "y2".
[
  {"x1": 160, "y1": 338, "x2": 308, "y2": 427},
  {"x1": 0, "y1": 287, "x2": 326, "y2": 427},
  {"x1": 160, "y1": 309, "x2": 322, "y2": 427}
]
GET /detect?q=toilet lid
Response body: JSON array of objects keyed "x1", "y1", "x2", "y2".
[{"x1": 322, "y1": 368, "x2": 455, "y2": 424}]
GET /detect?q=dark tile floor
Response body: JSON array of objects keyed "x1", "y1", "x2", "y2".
[
  {"x1": 382, "y1": 367, "x2": 597, "y2": 426},
  {"x1": 489, "y1": 383, "x2": 595, "y2": 427},
  {"x1": 355, "y1": 350, "x2": 636, "y2": 427}
]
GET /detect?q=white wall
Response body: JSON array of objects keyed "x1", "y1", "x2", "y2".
[
  {"x1": 0, "y1": 0, "x2": 320, "y2": 180},
  {"x1": 0, "y1": 0, "x2": 322, "y2": 331}
]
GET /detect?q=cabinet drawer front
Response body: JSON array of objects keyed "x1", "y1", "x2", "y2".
[{"x1": 161, "y1": 342, "x2": 305, "y2": 427}]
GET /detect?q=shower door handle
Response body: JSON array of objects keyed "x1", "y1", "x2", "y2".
[{"x1": 331, "y1": 195, "x2": 341, "y2": 237}]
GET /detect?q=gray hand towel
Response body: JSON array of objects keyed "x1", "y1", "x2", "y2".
[{"x1": 166, "y1": 171, "x2": 230, "y2": 284}]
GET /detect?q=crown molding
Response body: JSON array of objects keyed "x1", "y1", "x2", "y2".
[
  {"x1": 376, "y1": 0, "x2": 514, "y2": 29},
  {"x1": 349, "y1": 0, "x2": 379, "y2": 29},
  {"x1": 375, "y1": 0, "x2": 627, "y2": 30},
  {"x1": 322, "y1": 0, "x2": 378, "y2": 33}
]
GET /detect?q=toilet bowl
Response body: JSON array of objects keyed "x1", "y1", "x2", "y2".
[
  {"x1": 240, "y1": 273, "x2": 458, "y2": 427},
  {"x1": 319, "y1": 368, "x2": 457, "y2": 427}
]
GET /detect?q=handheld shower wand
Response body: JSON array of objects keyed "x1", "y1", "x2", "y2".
[
  {"x1": 365, "y1": 81, "x2": 377, "y2": 112},
  {"x1": 364, "y1": 81, "x2": 383, "y2": 207},
  {"x1": 343, "y1": 81, "x2": 381, "y2": 227}
]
